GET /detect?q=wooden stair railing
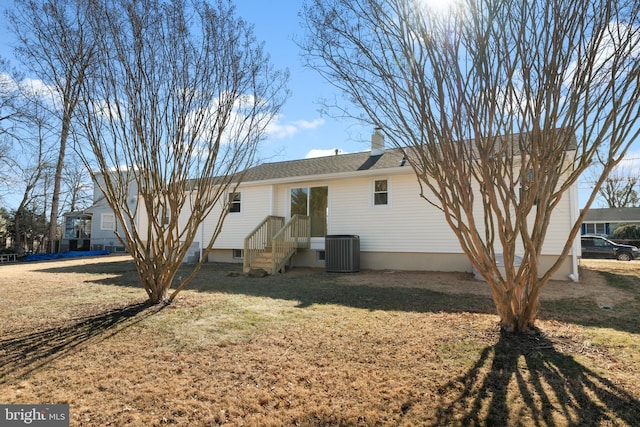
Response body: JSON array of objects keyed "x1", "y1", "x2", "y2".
[
  {"x1": 243, "y1": 215, "x2": 310, "y2": 274},
  {"x1": 270, "y1": 214, "x2": 310, "y2": 274},
  {"x1": 243, "y1": 215, "x2": 284, "y2": 272}
]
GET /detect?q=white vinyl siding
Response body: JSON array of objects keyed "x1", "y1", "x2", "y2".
[
  {"x1": 328, "y1": 173, "x2": 572, "y2": 256},
  {"x1": 203, "y1": 185, "x2": 273, "y2": 248},
  {"x1": 538, "y1": 194, "x2": 573, "y2": 255},
  {"x1": 196, "y1": 167, "x2": 573, "y2": 259},
  {"x1": 328, "y1": 174, "x2": 460, "y2": 253}
]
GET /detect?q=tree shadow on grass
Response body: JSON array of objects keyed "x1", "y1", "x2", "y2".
[
  {"x1": 33, "y1": 261, "x2": 640, "y2": 333},
  {"x1": 35, "y1": 261, "x2": 499, "y2": 315},
  {"x1": 22, "y1": 261, "x2": 640, "y2": 423},
  {"x1": 0, "y1": 302, "x2": 162, "y2": 385},
  {"x1": 434, "y1": 329, "x2": 640, "y2": 426}
]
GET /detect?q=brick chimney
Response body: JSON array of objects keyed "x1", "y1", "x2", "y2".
[{"x1": 371, "y1": 127, "x2": 384, "y2": 156}]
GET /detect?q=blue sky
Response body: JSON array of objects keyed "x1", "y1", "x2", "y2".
[
  {"x1": 232, "y1": 2, "x2": 373, "y2": 162},
  {"x1": 0, "y1": 2, "x2": 374, "y2": 166}
]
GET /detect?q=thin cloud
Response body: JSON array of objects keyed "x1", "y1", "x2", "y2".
[
  {"x1": 305, "y1": 148, "x2": 347, "y2": 158},
  {"x1": 0, "y1": 73, "x2": 61, "y2": 109},
  {"x1": 615, "y1": 150, "x2": 640, "y2": 173},
  {"x1": 267, "y1": 117, "x2": 325, "y2": 139},
  {"x1": 20, "y1": 77, "x2": 55, "y2": 98}
]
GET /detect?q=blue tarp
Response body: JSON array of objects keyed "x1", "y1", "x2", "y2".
[{"x1": 24, "y1": 250, "x2": 110, "y2": 262}]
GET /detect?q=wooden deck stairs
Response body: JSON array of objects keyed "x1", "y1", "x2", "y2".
[{"x1": 243, "y1": 215, "x2": 310, "y2": 274}]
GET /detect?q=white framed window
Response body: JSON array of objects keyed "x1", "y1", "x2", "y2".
[
  {"x1": 101, "y1": 213, "x2": 115, "y2": 231},
  {"x1": 229, "y1": 192, "x2": 241, "y2": 213},
  {"x1": 373, "y1": 179, "x2": 388, "y2": 206},
  {"x1": 232, "y1": 249, "x2": 244, "y2": 259},
  {"x1": 585, "y1": 223, "x2": 606, "y2": 235}
]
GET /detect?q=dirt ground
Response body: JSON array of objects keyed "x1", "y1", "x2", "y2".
[
  {"x1": 1, "y1": 255, "x2": 639, "y2": 426},
  {"x1": 317, "y1": 259, "x2": 633, "y2": 307}
]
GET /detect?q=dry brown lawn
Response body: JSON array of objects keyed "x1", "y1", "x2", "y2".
[{"x1": 1, "y1": 255, "x2": 640, "y2": 426}]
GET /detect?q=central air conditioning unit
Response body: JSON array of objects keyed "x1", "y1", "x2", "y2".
[{"x1": 325, "y1": 235, "x2": 360, "y2": 273}]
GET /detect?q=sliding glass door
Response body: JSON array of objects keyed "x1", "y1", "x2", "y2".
[{"x1": 291, "y1": 186, "x2": 328, "y2": 237}]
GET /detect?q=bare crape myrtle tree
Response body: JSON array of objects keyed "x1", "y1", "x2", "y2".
[
  {"x1": 301, "y1": 0, "x2": 640, "y2": 332},
  {"x1": 76, "y1": 0, "x2": 288, "y2": 304}
]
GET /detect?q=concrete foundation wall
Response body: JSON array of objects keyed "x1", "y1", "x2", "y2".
[{"x1": 208, "y1": 248, "x2": 574, "y2": 281}]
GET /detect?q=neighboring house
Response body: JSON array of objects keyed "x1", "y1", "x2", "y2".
[
  {"x1": 60, "y1": 211, "x2": 92, "y2": 252},
  {"x1": 70, "y1": 130, "x2": 580, "y2": 280},
  {"x1": 83, "y1": 172, "x2": 139, "y2": 253},
  {"x1": 81, "y1": 171, "x2": 201, "y2": 262},
  {"x1": 581, "y1": 207, "x2": 640, "y2": 236}
]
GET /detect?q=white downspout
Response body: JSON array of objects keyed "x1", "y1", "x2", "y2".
[
  {"x1": 568, "y1": 179, "x2": 580, "y2": 282},
  {"x1": 200, "y1": 220, "x2": 205, "y2": 262}
]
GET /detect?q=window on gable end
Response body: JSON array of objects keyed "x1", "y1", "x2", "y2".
[
  {"x1": 374, "y1": 179, "x2": 388, "y2": 206},
  {"x1": 229, "y1": 192, "x2": 241, "y2": 213}
]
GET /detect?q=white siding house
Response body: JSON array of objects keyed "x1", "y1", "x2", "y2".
[
  {"x1": 76, "y1": 131, "x2": 580, "y2": 280},
  {"x1": 202, "y1": 132, "x2": 580, "y2": 280},
  {"x1": 84, "y1": 172, "x2": 139, "y2": 253}
]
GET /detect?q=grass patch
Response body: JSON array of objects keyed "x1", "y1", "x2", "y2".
[
  {"x1": 1, "y1": 256, "x2": 640, "y2": 425},
  {"x1": 599, "y1": 271, "x2": 640, "y2": 292}
]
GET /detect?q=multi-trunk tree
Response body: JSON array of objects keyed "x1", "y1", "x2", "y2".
[
  {"x1": 74, "y1": 0, "x2": 288, "y2": 303},
  {"x1": 301, "y1": 0, "x2": 640, "y2": 332}
]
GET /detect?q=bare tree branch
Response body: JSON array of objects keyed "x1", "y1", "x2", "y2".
[
  {"x1": 589, "y1": 162, "x2": 640, "y2": 207},
  {"x1": 301, "y1": 0, "x2": 640, "y2": 332},
  {"x1": 75, "y1": 0, "x2": 289, "y2": 303},
  {"x1": 8, "y1": 0, "x2": 96, "y2": 252}
]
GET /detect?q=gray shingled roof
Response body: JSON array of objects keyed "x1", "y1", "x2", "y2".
[
  {"x1": 238, "y1": 127, "x2": 575, "y2": 183},
  {"x1": 582, "y1": 207, "x2": 640, "y2": 222},
  {"x1": 241, "y1": 148, "x2": 407, "y2": 182}
]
